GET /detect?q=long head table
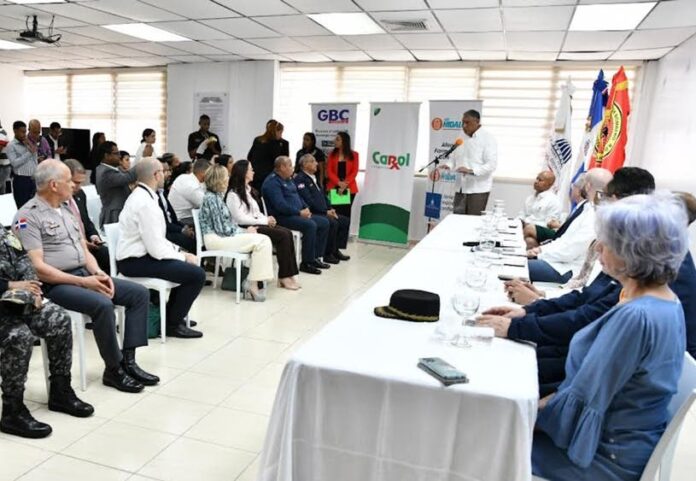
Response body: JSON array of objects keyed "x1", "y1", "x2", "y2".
[{"x1": 258, "y1": 215, "x2": 539, "y2": 481}]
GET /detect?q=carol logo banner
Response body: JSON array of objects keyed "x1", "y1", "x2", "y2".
[{"x1": 372, "y1": 151, "x2": 411, "y2": 170}]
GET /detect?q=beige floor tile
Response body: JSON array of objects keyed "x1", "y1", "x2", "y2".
[
  {"x1": 218, "y1": 337, "x2": 290, "y2": 362},
  {"x1": 189, "y1": 349, "x2": 272, "y2": 380},
  {"x1": 117, "y1": 393, "x2": 214, "y2": 435},
  {"x1": 235, "y1": 456, "x2": 260, "y2": 481},
  {"x1": 72, "y1": 383, "x2": 147, "y2": 420},
  {"x1": 155, "y1": 371, "x2": 245, "y2": 405},
  {"x1": 244, "y1": 321, "x2": 308, "y2": 344},
  {"x1": 248, "y1": 363, "x2": 286, "y2": 390},
  {"x1": 185, "y1": 407, "x2": 269, "y2": 453},
  {"x1": 221, "y1": 384, "x2": 277, "y2": 416},
  {"x1": 138, "y1": 437, "x2": 255, "y2": 481},
  {"x1": 63, "y1": 420, "x2": 176, "y2": 472},
  {"x1": 17, "y1": 455, "x2": 131, "y2": 481},
  {"x1": 0, "y1": 438, "x2": 52, "y2": 481}
]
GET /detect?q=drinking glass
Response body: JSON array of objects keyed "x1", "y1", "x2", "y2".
[
  {"x1": 465, "y1": 267, "x2": 488, "y2": 291},
  {"x1": 451, "y1": 289, "x2": 480, "y2": 348}
]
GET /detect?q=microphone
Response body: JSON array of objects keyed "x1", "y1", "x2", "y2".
[{"x1": 440, "y1": 138, "x2": 463, "y2": 158}]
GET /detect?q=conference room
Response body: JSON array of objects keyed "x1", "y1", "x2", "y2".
[{"x1": 1, "y1": 1, "x2": 695, "y2": 480}]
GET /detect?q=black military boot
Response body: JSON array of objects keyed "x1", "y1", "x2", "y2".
[
  {"x1": 1, "y1": 394, "x2": 52, "y2": 439},
  {"x1": 121, "y1": 348, "x2": 160, "y2": 386},
  {"x1": 48, "y1": 375, "x2": 94, "y2": 418}
]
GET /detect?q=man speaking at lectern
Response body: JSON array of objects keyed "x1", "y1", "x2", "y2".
[{"x1": 440, "y1": 110, "x2": 498, "y2": 215}]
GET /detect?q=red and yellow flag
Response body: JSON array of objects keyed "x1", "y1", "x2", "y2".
[{"x1": 589, "y1": 66, "x2": 630, "y2": 173}]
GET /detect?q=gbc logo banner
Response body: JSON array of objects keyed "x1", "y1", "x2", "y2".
[
  {"x1": 318, "y1": 109, "x2": 350, "y2": 124},
  {"x1": 372, "y1": 151, "x2": 411, "y2": 170}
]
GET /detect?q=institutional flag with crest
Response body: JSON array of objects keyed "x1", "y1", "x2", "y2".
[{"x1": 589, "y1": 66, "x2": 630, "y2": 173}]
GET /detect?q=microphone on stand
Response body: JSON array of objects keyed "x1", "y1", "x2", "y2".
[{"x1": 439, "y1": 137, "x2": 464, "y2": 159}]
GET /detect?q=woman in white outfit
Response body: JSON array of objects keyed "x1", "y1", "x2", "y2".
[{"x1": 134, "y1": 128, "x2": 157, "y2": 166}]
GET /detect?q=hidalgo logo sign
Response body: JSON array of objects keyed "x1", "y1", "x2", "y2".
[
  {"x1": 317, "y1": 109, "x2": 350, "y2": 124},
  {"x1": 431, "y1": 117, "x2": 462, "y2": 131},
  {"x1": 372, "y1": 151, "x2": 411, "y2": 170}
]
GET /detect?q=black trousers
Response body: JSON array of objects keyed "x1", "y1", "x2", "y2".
[
  {"x1": 323, "y1": 214, "x2": 350, "y2": 256},
  {"x1": 333, "y1": 193, "x2": 355, "y2": 218},
  {"x1": 44, "y1": 268, "x2": 149, "y2": 369},
  {"x1": 89, "y1": 244, "x2": 111, "y2": 275},
  {"x1": 12, "y1": 175, "x2": 36, "y2": 209},
  {"x1": 117, "y1": 255, "x2": 205, "y2": 328},
  {"x1": 255, "y1": 225, "x2": 299, "y2": 278},
  {"x1": 167, "y1": 230, "x2": 196, "y2": 253}
]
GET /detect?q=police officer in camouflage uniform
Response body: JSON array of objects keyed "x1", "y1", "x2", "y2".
[{"x1": 0, "y1": 227, "x2": 94, "y2": 439}]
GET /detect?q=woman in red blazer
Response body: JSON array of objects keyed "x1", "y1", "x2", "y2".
[{"x1": 326, "y1": 131, "x2": 359, "y2": 218}]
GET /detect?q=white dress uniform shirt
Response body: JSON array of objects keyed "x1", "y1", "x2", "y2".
[
  {"x1": 116, "y1": 183, "x2": 184, "y2": 262},
  {"x1": 448, "y1": 127, "x2": 498, "y2": 194},
  {"x1": 133, "y1": 142, "x2": 157, "y2": 166},
  {"x1": 168, "y1": 173, "x2": 205, "y2": 221},
  {"x1": 522, "y1": 190, "x2": 562, "y2": 226},
  {"x1": 538, "y1": 200, "x2": 596, "y2": 276},
  {"x1": 226, "y1": 188, "x2": 269, "y2": 226}
]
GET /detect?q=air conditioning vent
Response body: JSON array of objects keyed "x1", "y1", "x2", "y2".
[{"x1": 381, "y1": 20, "x2": 429, "y2": 32}]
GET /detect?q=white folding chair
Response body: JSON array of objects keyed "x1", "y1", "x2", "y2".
[
  {"x1": 103, "y1": 223, "x2": 181, "y2": 343},
  {"x1": 261, "y1": 197, "x2": 302, "y2": 265},
  {"x1": 191, "y1": 209, "x2": 250, "y2": 304},
  {"x1": 82, "y1": 188, "x2": 103, "y2": 236},
  {"x1": 0, "y1": 193, "x2": 18, "y2": 227},
  {"x1": 533, "y1": 352, "x2": 696, "y2": 481},
  {"x1": 82, "y1": 185, "x2": 98, "y2": 199}
]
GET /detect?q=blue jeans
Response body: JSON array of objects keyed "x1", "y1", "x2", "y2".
[{"x1": 528, "y1": 259, "x2": 573, "y2": 283}]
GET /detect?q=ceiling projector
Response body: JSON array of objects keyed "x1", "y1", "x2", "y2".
[{"x1": 17, "y1": 15, "x2": 61, "y2": 44}]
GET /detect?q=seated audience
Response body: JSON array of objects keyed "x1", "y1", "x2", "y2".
[
  {"x1": 5, "y1": 120, "x2": 38, "y2": 208},
  {"x1": 119, "y1": 151, "x2": 131, "y2": 170},
  {"x1": 521, "y1": 170, "x2": 562, "y2": 249},
  {"x1": 157, "y1": 158, "x2": 196, "y2": 253},
  {"x1": 134, "y1": 128, "x2": 156, "y2": 165},
  {"x1": 168, "y1": 158, "x2": 210, "y2": 226},
  {"x1": 526, "y1": 168, "x2": 613, "y2": 283},
  {"x1": 0, "y1": 228, "x2": 93, "y2": 439},
  {"x1": 216, "y1": 153, "x2": 234, "y2": 177},
  {"x1": 159, "y1": 152, "x2": 182, "y2": 171},
  {"x1": 262, "y1": 156, "x2": 330, "y2": 275},
  {"x1": 95, "y1": 141, "x2": 137, "y2": 227},
  {"x1": 199, "y1": 165, "x2": 274, "y2": 301},
  {"x1": 16, "y1": 160, "x2": 158, "y2": 394},
  {"x1": 227, "y1": 160, "x2": 300, "y2": 290},
  {"x1": 529, "y1": 193, "x2": 689, "y2": 481},
  {"x1": 64, "y1": 159, "x2": 110, "y2": 274},
  {"x1": 295, "y1": 132, "x2": 326, "y2": 178},
  {"x1": 294, "y1": 153, "x2": 350, "y2": 264},
  {"x1": 525, "y1": 174, "x2": 586, "y2": 247},
  {"x1": 165, "y1": 158, "x2": 189, "y2": 193},
  {"x1": 325, "y1": 131, "x2": 359, "y2": 219},
  {"x1": 116, "y1": 158, "x2": 204, "y2": 339}
]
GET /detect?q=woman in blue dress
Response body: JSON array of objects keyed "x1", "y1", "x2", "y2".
[{"x1": 532, "y1": 192, "x2": 689, "y2": 481}]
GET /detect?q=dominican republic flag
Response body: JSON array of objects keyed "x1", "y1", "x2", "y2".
[
  {"x1": 547, "y1": 78, "x2": 575, "y2": 195},
  {"x1": 13, "y1": 218, "x2": 28, "y2": 231}
]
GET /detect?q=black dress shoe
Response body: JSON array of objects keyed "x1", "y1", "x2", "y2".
[
  {"x1": 48, "y1": 375, "x2": 94, "y2": 417},
  {"x1": 187, "y1": 319, "x2": 198, "y2": 327},
  {"x1": 168, "y1": 324, "x2": 203, "y2": 338},
  {"x1": 323, "y1": 255, "x2": 340, "y2": 264},
  {"x1": 313, "y1": 260, "x2": 331, "y2": 269},
  {"x1": 299, "y1": 262, "x2": 321, "y2": 274},
  {"x1": 121, "y1": 349, "x2": 160, "y2": 386},
  {"x1": 102, "y1": 367, "x2": 144, "y2": 393},
  {"x1": 1, "y1": 397, "x2": 52, "y2": 439},
  {"x1": 335, "y1": 251, "x2": 350, "y2": 261}
]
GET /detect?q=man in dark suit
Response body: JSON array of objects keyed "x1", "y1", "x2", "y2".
[
  {"x1": 157, "y1": 158, "x2": 196, "y2": 253},
  {"x1": 64, "y1": 159, "x2": 110, "y2": 274},
  {"x1": 44, "y1": 122, "x2": 67, "y2": 161},
  {"x1": 294, "y1": 153, "x2": 350, "y2": 264},
  {"x1": 95, "y1": 141, "x2": 137, "y2": 227}
]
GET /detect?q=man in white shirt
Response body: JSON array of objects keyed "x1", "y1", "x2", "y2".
[
  {"x1": 440, "y1": 109, "x2": 498, "y2": 215},
  {"x1": 116, "y1": 158, "x2": 204, "y2": 339},
  {"x1": 526, "y1": 168, "x2": 613, "y2": 283},
  {"x1": 521, "y1": 171, "x2": 562, "y2": 247},
  {"x1": 167, "y1": 158, "x2": 210, "y2": 225}
]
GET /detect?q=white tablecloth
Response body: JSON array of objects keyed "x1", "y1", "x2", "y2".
[{"x1": 258, "y1": 215, "x2": 539, "y2": 481}]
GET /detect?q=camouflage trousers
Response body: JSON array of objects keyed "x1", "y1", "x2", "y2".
[{"x1": 0, "y1": 302, "x2": 72, "y2": 397}]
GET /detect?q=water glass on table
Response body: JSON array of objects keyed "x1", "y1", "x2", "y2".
[{"x1": 450, "y1": 288, "x2": 480, "y2": 348}]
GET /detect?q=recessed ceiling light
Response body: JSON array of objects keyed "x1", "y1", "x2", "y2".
[
  {"x1": 103, "y1": 23, "x2": 190, "y2": 42},
  {"x1": 6, "y1": 0, "x2": 65, "y2": 4},
  {"x1": 0, "y1": 39, "x2": 34, "y2": 50},
  {"x1": 569, "y1": 2, "x2": 656, "y2": 31},
  {"x1": 308, "y1": 13, "x2": 384, "y2": 35}
]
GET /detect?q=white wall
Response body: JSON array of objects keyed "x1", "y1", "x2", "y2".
[
  {"x1": 167, "y1": 61, "x2": 276, "y2": 161},
  {"x1": 0, "y1": 65, "x2": 25, "y2": 129}
]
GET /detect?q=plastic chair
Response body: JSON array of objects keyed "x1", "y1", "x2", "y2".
[
  {"x1": 191, "y1": 209, "x2": 250, "y2": 304},
  {"x1": 0, "y1": 193, "x2": 17, "y2": 227},
  {"x1": 103, "y1": 223, "x2": 181, "y2": 343},
  {"x1": 261, "y1": 197, "x2": 302, "y2": 265}
]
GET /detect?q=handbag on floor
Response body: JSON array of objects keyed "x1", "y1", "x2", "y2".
[
  {"x1": 147, "y1": 303, "x2": 161, "y2": 339},
  {"x1": 220, "y1": 264, "x2": 250, "y2": 291}
]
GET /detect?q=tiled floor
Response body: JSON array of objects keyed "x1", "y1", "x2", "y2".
[{"x1": 2, "y1": 242, "x2": 695, "y2": 480}]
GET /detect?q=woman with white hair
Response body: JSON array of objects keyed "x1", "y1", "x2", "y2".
[{"x1": 532, "y1": 193, "x2": 688, "y2": 481}]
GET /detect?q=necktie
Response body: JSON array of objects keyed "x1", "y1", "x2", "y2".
[
  {"x1": 69, "y1": 197, "x2": 86, "y2": 239},
  {"x1": 553, "y1": 201, "x2": 586, "y2": 239},
  {"x1": 158, "y1": 191, "x2": 172, "y2": 223}
]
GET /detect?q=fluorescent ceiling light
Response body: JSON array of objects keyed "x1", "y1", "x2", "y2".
[
  {"x1": 103, "y1": 23, "x2": 190, "y2": 42},
  {"x1": 7, "y1": 0, "x2": 65, "y2": 4},
  {"x1": 569, "y1": 2, "x2": 656, "y2": 31},
  {"x1": 308, "y1": 13, "x2": 384, "y2": 35},
  {"x1": 0, "y1": 39, "x2": 33, "y2": 50}
]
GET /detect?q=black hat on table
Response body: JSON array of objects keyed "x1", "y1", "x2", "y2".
[{"x1": 374, "y1": 289, "x2": 440, "y2": 323}]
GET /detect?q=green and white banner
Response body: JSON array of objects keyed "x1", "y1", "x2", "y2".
[{"x1": 359, "y1": 102, "x2": 420, "y2": 246}]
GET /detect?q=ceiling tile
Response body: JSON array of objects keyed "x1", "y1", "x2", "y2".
[
  {"x1": 86, "y1": 0, "x2": 184, "y2": 22},
  {"x1": 215, "y1": 0, "x2": 298, "y2": 16},
  {"x1": 167, "y1": 55, "x2": 213, "y2": 63},
  {"x1": 284, "y1": 52, "x2": 331, "y2": 62},
  {"x1": 506, "y1": 31, "x2": 565, "y2": 52},
  {"x1": 323, "y1": 50, "x2": 372, "y2": 61},
  {"x1": 563, "y1": 31, "x2": 630, "y2": 51},
  {"x1": 411, "y1": 49, "x2": 460, "y2": 61},
  {"x1": 201, "y1": 17, "x2": 280, "y2": 38},
  {"x1": 1, "y1": 4, "x2": 124, "y2": 26},
  {"x1": 508, "y1": 51, "x2": 558, "y2": 61},
  {"x1": 355, "y1": 0, "x2": 428, "y2": 11},
  {"x1": 503, "y1": 0, "x2": 575, "y2": 5},
  {"x1": 205, "y1": 54, "x2": 246, "y2": 61},
  {"x1": 503, "y1": 6, "x2": 574, "y2": 32},
  {"x1": 61, "y1": 26, "x2": 144, "y2": 43},
  {"x1": 610, "y1": 47, "x2": 673, "y2": 60},
  {"x1": 458, "y1": 50, "x2": 507, "y2": 60},
  {"x1": 204, "y1": 38, "x2": 269, "y2": 55},
  {"x1": 149, "y1": 21, "x2": 233, "y2": 41},
  {"x1": 623, "y1": 27, "x2": 696, "y2": 50},
  {"x1": 140, "y1": 0, "x2": 240, "y2": 20},
  {"x1": 449, "y1": 32, "x2": 505, "y2": 51},
  {"x1": 248, "y1": 37, "x2": 312, "y2": 53},
  {"x1": 163, "y1": 40, "x2": 226, "y2": 55},
  {"x1": 50, "y1": 30, "x2": 101, "y2": 46},
  {"x1": 430, "y1": 0, "x2": 498, "y2": 7},
  {"x1": 343, "y1": 34, "x2": 402, "y2": 50},
  {"x1": 366, "y1": 49, "x2": 415, "y2": 61},
  {"x1": 578, "y1": 0, "x2": 660, "y2": 3},
  {"x1": 558, "y1": 51, "x2": 613, "y2": 60},
  {"x1": 126, "y1": 41, "x2": 191, "y2": 56},
  {"x1": 282, "y1": 0, "x2": 360, "y2": 14},
  {"x1": 639, "y1": 1, "x2": 696, "y2": 29},
  {"x1": 393, "y1": 33, "x2": 452, "y2": 49},
  {"x1": 110, "y1": 56, "x2": 169, "y2": 67},
  {"x1": 434, "y1": 8, "x2": 503, "y2": 32},
  {"x1": 254, "y1": 15, "x2": 330, "y2": 36},
  {"x1": 245, "y1": 52, "x2": 290, "y2": 60},
  {"x1": 73, "y1": 58, "x2": 122, "y2": 67},
  {"x1": 0, "y1": 10, "x2": 86, "y2": 29},
  {"x1": 371, "y1": 10, "x2": 442, "y2": 33},
  {"x1": 296, "y1": 35, "x2": 356, "y2": 51},
  {"x1": 89, "y1": 43, "x2": 153, "y2": 57}
]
